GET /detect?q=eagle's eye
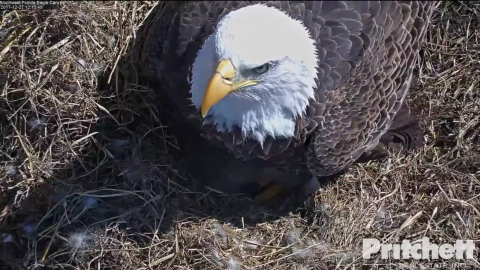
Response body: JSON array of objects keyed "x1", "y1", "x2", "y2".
[{"x1": 253, "y1": 63, "x2": 270, "y2": 74}]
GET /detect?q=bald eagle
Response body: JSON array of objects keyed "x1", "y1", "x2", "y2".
[{"x1": 136, "y1": 1, "x2": 435, "y2": 202}]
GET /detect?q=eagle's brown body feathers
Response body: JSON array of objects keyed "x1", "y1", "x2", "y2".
[{"x1": 137, "y1": 1, "x2": 434, "y2": 192}]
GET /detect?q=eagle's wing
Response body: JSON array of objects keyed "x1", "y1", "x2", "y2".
[{"x1": 304, "y1": 1, "x2": 435, "y2": 176}]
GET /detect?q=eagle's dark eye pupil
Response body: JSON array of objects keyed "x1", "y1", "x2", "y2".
[{"x1": 253, "y1": 63, "x2": 270, "y2": 74}]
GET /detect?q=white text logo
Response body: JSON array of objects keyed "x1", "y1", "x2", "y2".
[{"x1": 363, "y1": 238, "x2": 476, "y2": 260}]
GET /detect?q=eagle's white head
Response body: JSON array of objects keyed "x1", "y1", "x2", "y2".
[{"x1": 190, "y1": 4, "x2": 319, "y2": 144}]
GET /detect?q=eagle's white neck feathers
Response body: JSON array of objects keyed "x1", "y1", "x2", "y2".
[{"x1": 190, "y1": 4, "x2": 319, "y2": 144}]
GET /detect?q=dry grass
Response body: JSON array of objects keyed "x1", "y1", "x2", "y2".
[{"x1": 0, "y1": 1, "x2": 479, "y2": 269}]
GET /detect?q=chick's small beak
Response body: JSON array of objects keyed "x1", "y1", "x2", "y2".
[{"x1": 201, "y1": 59, "x2": 235, "y2": 117}]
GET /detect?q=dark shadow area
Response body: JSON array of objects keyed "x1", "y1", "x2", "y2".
[{"x1": 89, "y1": 48, "x2": 335, "y2": 231}]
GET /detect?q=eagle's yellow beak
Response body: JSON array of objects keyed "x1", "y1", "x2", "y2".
[{"x1": 201, "y1": 59, "x2": 258, "y2": 117}]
